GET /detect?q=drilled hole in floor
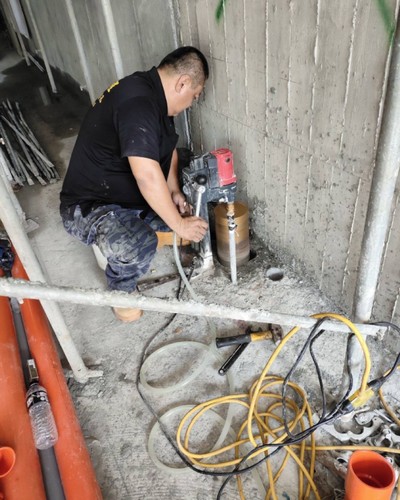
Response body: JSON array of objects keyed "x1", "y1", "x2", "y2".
[{"x1": 266, "y1": 267, "x2": 284, "y2": 281}]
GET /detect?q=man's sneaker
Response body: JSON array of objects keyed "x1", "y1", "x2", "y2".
[{"x1": 113, "y1": 306, "x2": 143, "y2": 323}]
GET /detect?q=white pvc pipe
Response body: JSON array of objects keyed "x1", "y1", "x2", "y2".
[
  {"x1": 8, "y1": 0, "x2": 29, "y2": 37},
  {"x1": 23, "y1": 0, "x2": 58, "y2": 94},
  {"x1": 0, "y1": 278, "x2": 381, "y2": 336},
  {"x1": 100, "y1": 0, "x2": 124, "y2": 79},
  {"x1": 346, "y1": 17, "x2": 400, "y2": 396},
  {"x1": 0, "y1": 172, "x2": 97, "y2": 383},
  {"x1": 64, "y1": 0, "x2": 96, "y2": 103},
  {"x1": 140, "y1": 341, "x2": 212, "y2": 395},
  {"x1": 167, "y1": 0, "x2": 192, "y2": 148},
  {"x1": 354, "y1": 16, "x2": 400, "y2": 323}
]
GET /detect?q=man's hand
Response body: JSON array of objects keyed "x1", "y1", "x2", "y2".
[
  {"x1": 177, "y1": 215, "x2": 208, "y2": 242},
  {"x1": 129, "y1": 155, "x2": 207, "y2": 242},
  {"x1": 171, "y1": 190, "x2": 189, "y2": 214}
]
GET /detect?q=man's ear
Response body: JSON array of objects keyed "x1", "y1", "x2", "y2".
[{"x1": 175, "y1": 74, "x2": 192, "y2": 93}]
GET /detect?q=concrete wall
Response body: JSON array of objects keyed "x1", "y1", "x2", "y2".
[
  {"x1": 21, "y1": 0, "x2": 86, "y2": 90},
  {"x1": 8, "y1": 0, "x2": 400, "y2": 321},
  {"x1": 177, "y1": 0, "x2": 400, "y2": 322},
  {"x1": 19, "y1": 0, "x2": 177, "y2": 100}
]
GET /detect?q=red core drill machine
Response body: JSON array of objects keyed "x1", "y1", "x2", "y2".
[{"x1": 182, "y1": 148, "x2": 238, "y2": 283}]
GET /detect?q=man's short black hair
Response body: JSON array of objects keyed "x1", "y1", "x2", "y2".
[{"x1": 158, "y1": 46, "x2": 209, "y2": 87}]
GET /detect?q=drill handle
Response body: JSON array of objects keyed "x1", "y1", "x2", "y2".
[
  {"x1": 216, "y1": 329, "x2": 275, "y2": 348},
  {"x1": 216, "y1": 333, "x2": 251, "y2": 348}
]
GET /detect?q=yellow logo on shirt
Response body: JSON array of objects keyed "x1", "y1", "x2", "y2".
[
  {"x1": 94, "y1": 80, "x2": 120, "y2": 105},
  {"x1": 107, "y1": 81, "x2": 119, "y2": 93}
]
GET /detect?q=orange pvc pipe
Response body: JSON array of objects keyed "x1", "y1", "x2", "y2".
[
  {"x1": 0, "y1": 447, "x2": 16, "y2": 478},
  {"x1": 345, "y1": 450, "x2": 396, "y2": 500},
  {"x1": 12, "y1": 257, "x2": 102, "y2": 500},
  {"x1": 0, "y1": 280, "x2": 46, "y2": 499}
]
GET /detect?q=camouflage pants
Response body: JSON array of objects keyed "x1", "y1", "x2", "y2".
[{"x1": 61, "y1": 204, "x2": 169, "y2": 292}]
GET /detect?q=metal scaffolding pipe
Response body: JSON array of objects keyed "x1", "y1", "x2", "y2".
[
  {"x1": 24, "y1": 0, "x2": 58, "y2": 94},
  {"x1": 0, "y1": 277, "x2": 381, "y2": 336},
  {"x1": 354, "y1": 16, "x2": 400, "y2": 323},
  {"x1": 64, "y1": 0, "x2": 96, "y2": 103},
  {"x1": 0, "y1": 149, "x2": 25, "y2": 224},
  {"x1": 0, "y1": 171, "x2": 96, "y2": 383},
  {"x1": 100, "y1": 0, "x2": 124, "y2": 79},
  {"x1": 345, "y1": 16, "x2": 400, "y2": 397},
  {"x1": 0, "y1": 1, "x2": 20, "y2": 57},
  {"x1": 6, "y1": 1, "x2": 30, "y2": 67}
]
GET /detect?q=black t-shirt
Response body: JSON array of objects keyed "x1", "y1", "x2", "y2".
[{"x1": 60, "y1": 67, "x2": 178, "y2": 216}]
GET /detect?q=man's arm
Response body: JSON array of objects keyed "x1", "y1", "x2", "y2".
[
  {"x1": 167, "y1": 149, "x2": 187, "y2": 214},
  {"x1": 129, "y1": 156, "x2": 208, "y2": 242}
]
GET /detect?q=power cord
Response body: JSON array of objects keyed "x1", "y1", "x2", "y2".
[
  {"x1": 135, "y1": 240, "x2": 400, "y2": 499},
  {"x1": 177, "y1": 313, "x2": 400, "y2": 499}
]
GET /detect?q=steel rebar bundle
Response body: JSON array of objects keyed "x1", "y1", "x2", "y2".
[{"x1": 0, "y1": 99, "x2": 59, "y2": 187}]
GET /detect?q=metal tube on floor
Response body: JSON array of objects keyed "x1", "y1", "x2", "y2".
[
  {"x1": 0, "y1": 277, "x2": 381, "y2": 336},
  {"x1": 0, "y1": 171, "x2": 94, "y2": 383}
]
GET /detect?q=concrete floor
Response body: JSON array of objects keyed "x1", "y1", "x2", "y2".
[{"x1": 1, "y1": 38, "x2": 400, "y2": 500}]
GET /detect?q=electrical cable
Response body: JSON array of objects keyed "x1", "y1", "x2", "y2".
[
  {"x1": 281, "y1": 319, "x2": 355, "y2": 443},
  {"x1": 139, "y1": 300, "x2": 400, "y2": 498},
  {"x1": 137, "y1": 236, "x2": 238, "y2": 480},
  {"x1": 369, "y1": 322, "x2": 400, "y2": 428},
  {"x1": 135, "y1": 239, "x2": 189, "y2": 470},
  {"x1": 176, "y1": 313, "x2": 400, "y2": 499},
  {"x1": 136, "y1": 238, "x2": 400, "y2": 498},
  {"x1": 218, "y1": 330, "x2": 353, "y2": 498}
]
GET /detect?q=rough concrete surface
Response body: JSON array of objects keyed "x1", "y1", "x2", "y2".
[{"x1": 1, "y1": 41, "x2": 400, "y2": 500}]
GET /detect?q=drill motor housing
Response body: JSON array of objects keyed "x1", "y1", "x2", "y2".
[
  {"x1": 182, "y1": 148, "x2": 237, "y2": 210},
  {"x1": 181, "y1": 148, "x2": 237, "y2": 270}
]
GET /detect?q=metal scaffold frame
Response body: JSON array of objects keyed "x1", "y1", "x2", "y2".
[{"x1": 0, "y1": 164, "x2": 102, "y2": 383}]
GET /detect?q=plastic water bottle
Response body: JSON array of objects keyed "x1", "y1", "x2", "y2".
[{"x1": 26, "y1": 383, "x2": 58, "y2": 450}]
